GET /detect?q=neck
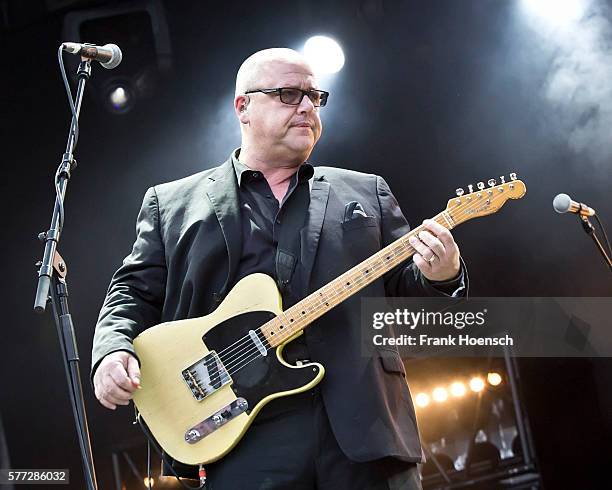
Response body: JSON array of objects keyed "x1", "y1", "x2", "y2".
[{"x1": 238, "y1": 145, "x2": 304, "y2": 187}]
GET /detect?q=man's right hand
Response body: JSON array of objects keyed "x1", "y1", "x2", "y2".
[{"x1": 93, "y1": 351, "x2": 141, "y2": 410}]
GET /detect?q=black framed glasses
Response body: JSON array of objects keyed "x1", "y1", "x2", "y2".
[{"x1": 244, "y1": 87, "x2": 329, "y2": 107}]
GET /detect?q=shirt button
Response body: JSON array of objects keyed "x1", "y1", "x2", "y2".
[
  {"x1": 252, "y1": 172, "x2": 260, "y2": 179},
  {"x1": 276, "y1": 218, "x2": 281, "y2": 224}
]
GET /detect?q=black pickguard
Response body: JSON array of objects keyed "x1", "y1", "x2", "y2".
[{"x1": 202, "y1": 311, "x2": 320, "y2": 412}]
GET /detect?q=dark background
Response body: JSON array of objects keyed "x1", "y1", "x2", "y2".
[{"x1": 1, "y1": 0, "x2": 611, "y2": 488}]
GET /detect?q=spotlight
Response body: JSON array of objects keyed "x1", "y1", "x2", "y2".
[
  {"x1": 104, "y1": 80, "x2": 135, "y2": 114},
  {"x1": 469, "y1": 377, "x2": 486, "y2": 393},
  {"x1": 487, "y1": 372, "x2": 503, "y2": 386},
  {"x1": 303, "y1": 36, "x2": 345, "y2": 75},
  {"x1": 415, "y1": 392, "x2": 430, "y2": 408},
  {"x1": 109, "y1": 86, "x2": 128, "y2": 107},
  {"x1": 432, "y1": 387, "x2": 448, "y2": 403},
  {"x1": 450, "y1": 382, "x2": 466, "y2": 397}
]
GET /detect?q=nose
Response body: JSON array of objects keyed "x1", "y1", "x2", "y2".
[{"x1": 297, "y1": 93, "x2": 315, "y2": 113}]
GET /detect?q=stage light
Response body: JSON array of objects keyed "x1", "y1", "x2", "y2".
[
  {"x1": 303, "y1": 36, "x2": 345, "y2": 75},
  {"x1": 110, "y1": 86, "x2": 128, "y2": 108},
  {"x1": 104, "y1": 81, "x2": 135, "y2": 114},
  {"x1": 432, "y1": 387, "x2": 448, "y2": 403},
  {"x1": 520, "y1": 0, "x2": 586, "y2": 26},
  {"x1": 143, "y1": 476, "x2": 155, "y2": 487},
  {"x1": 415, "y1": 392, "x2": 430, "y2": 408},
  {"x1": 487, "y1": 372, "x2": 503, "y2": 386},
  {"x1": 469, "y1": 377, "x2": 485, "y2": 393},
  {"x1": 450, "y1": 381, "x2": 466, "y2": 397}
]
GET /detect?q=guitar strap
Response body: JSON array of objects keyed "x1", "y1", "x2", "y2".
[{"x1": 275, "y1": 178, "x2": 310, "y2": 295}]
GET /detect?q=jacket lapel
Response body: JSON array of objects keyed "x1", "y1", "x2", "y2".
[
  {"x1": 203, "y1": 157, "x2": 242, "y2": 298},
  {"x1": 301, "y1": 175, "x2": 330, "y2": 292}
]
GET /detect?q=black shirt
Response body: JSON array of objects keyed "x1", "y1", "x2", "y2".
[{"x1": 231, "y1": 151, "x2": 314, "y2": 361}]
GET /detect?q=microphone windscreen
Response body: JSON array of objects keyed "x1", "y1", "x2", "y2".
[
  {"x1": 101, "y1": 44, "x2": 122, "y2": 70},
  {"x1": 553, "y1": 193, "x2": 571, "y2": 214}
]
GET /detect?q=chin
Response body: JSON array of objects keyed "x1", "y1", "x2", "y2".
[
  {"x1": 286, "y1": 139, "x2": 314, "y2": 153},
  {"x1": 279, "y1": 147, "x2": 310, "y2": 164}
]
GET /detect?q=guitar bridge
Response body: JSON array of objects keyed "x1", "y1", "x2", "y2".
[
  {"x1": 181, "y1": 351, "x2": 231, "y2": 401},
  {"x1": 185, "y1": 398, "x2": 249, "y2": 443}
]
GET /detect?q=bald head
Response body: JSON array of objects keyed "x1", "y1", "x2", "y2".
[{"x1": 235, "y1": 48, "x2": 314, "y2": 97}]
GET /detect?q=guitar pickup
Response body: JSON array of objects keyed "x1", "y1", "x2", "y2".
[
  {"x1": 184, "y1": 398, "x2": 249, "y2": 443},
  {"x1": 181, "y1": 351, "x2": 231, "y2": 401}
]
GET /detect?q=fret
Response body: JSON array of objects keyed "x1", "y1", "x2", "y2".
[{"x1": 261, "y1": 224, "x2": 422, "y2": 346}]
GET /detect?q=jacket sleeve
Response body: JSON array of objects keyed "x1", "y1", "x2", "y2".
[
  {"x1": 91, "y1": 187, "x2": 167, "y2": 378},
  {"x1": 376, "y1": 175, "x2": 467, "y2": 298}
]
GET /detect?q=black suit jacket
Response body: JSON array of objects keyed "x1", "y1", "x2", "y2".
[{"x1": 93, "y1": 154, "x2": 466, "y2": 463}]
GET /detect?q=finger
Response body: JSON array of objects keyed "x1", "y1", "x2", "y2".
[
  {"x1": 94, "y1": 385, "x2": 119, "y2": 410},
  {"x1": 409, "y1": 235, "x2": 435, "y2": 261},
  {"x1": 423, "y1": 219, "x2": 456, "y2": 249},
  {"x1": 103, "y1": 391, "x2": 131, "y2": 406},
  {"x1": 103, "y1": 373, "x2": 135, "y2": 399},
  {"x1": 108, "y1": 368, "x2": 138, "y2": 393},
  {"x1": 413, "y1": 253, "x2": 432, "y2": 272},
  {"x1": 100, "y1": 380, "x2": 132, "y2": 404},
  {"x1": 422, "y1": 218, "x2": 446, "y2": 233},
  {"x1": 126, "y1": 355, "x2": 141, "y2": 387},
  {"x1": 417, "y1": 230, "x2": 446, "y2": 258},
  {"x1": 98, "y1": 397, "x2": 117, "y2": 411}
]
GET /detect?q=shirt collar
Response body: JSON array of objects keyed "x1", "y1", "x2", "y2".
[{"x1": 231, "y1": 148, "x2": 314, "y2": 187}]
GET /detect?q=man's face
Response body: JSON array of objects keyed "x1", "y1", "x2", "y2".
[{"x1": 241, "y1": 60, "x2": 323, "y2": 163}]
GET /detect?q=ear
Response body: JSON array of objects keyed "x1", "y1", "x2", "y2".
[{"x1": 234, "y1": 95, "x2": 250, "y2": 124}]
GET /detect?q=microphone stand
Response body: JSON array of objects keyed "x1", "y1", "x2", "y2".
[
  {"x1": 579, "y1": 214, "x2": 612, "y2": 273},
  {"x1": 33, "y1": 59, "x2": 98, "y2": 490}
]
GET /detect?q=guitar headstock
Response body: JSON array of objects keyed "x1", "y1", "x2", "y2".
[{"x1": 446, "y1": 173, "x2": 526, "y2": 226}]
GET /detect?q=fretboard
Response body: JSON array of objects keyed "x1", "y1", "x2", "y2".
[{"x1": 259, "y1": 210, "x2": 456, "y2": 347}]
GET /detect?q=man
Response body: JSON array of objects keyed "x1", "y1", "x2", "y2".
[{"x1": 92, "y1": 48, "x2": 466, "y2": 489}]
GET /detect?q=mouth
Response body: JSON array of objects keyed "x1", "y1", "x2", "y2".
[{"x1": 292, "y1": 122, "x2": 313, "y2": 128}]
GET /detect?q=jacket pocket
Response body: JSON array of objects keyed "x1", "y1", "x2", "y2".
[
  {"x1": 378, "y1": 348, "x2": 406, "y2": 377},
  {"x1": 342, "y1": 216, "x2": 378, "y2": 232}
]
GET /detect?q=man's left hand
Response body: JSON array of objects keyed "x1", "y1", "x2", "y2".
[{"x1": 408, "y1": 219, "x2": 461, "y2": 282}]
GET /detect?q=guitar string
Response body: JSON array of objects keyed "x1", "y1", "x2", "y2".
[
  {"x1": 244, "y1": 185, "x2": 514, "y2": 354},
  {"x1": 210, "y1": 226, "x2": 442, "y2": 384},
  {"x1": 203, "y1": 210, "x2": 467, "y2": 386},
  {"x1": 216, "y1": 210, "x2": 451, "y2": 367},
  {"x1": 202, "y1": 203, "x2": 479, "y2": 386},
  {"x1": 209, "y1": 226, "x2": 423, "y2": 383},
  {"x1": 200, "y1": 241, "x2": 406, "y2": 387},
  {"x1": 215, "y1": 217, "x2": 437, "y2": 366},
  {"x1": 199, "y1": 188, "x2": 514, "y2": 386},
  {"x1": 201, "y1": 216, "x2": 443, "y2": 385},
  {"x1": 214, "y1": 188, "x2": 499, "y2": 365}
]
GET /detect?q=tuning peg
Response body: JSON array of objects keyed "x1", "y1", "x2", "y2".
[
  {"x1": 477, "y1": 181, "x2": 485, "y2": 191},
  {"x1": 510, "y1": 172, "x2": 517, "y2": 181},
  {"x1": 487, "y1": 178, "x2": 496, "y2": 187},
  {"x1": 500, "y1": 176, "x2": 506, "y2": 184},
  {"x1": 467, "y1": 184, "x2": 474, "y2": 193},
  {"x1": 455, "y1": 188, "x2": 464, "y2": 197}
]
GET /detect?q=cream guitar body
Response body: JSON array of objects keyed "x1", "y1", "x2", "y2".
[{"x1": 132, "y1": 273, "x2": 324, "y2": 465}]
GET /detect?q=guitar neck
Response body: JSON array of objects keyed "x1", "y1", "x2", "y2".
[{"x1": 260, "y1": 210, "x2": 456, "y2": 347}]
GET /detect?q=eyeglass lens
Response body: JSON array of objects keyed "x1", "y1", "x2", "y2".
[{"x1": 280, "y1": 88, "x2": 326, "y2": 106}]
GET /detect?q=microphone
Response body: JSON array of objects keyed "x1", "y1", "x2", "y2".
[
  {"x1": 61, "y1": 42, "x2": 122, "y2": 69},
  {"x1": 553, "y1": 193, "x2": 596, "y2": 217}
]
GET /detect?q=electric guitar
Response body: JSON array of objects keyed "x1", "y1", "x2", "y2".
[{"x1": 132, "y1": 174, "x2": 527, "y2": 465}]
